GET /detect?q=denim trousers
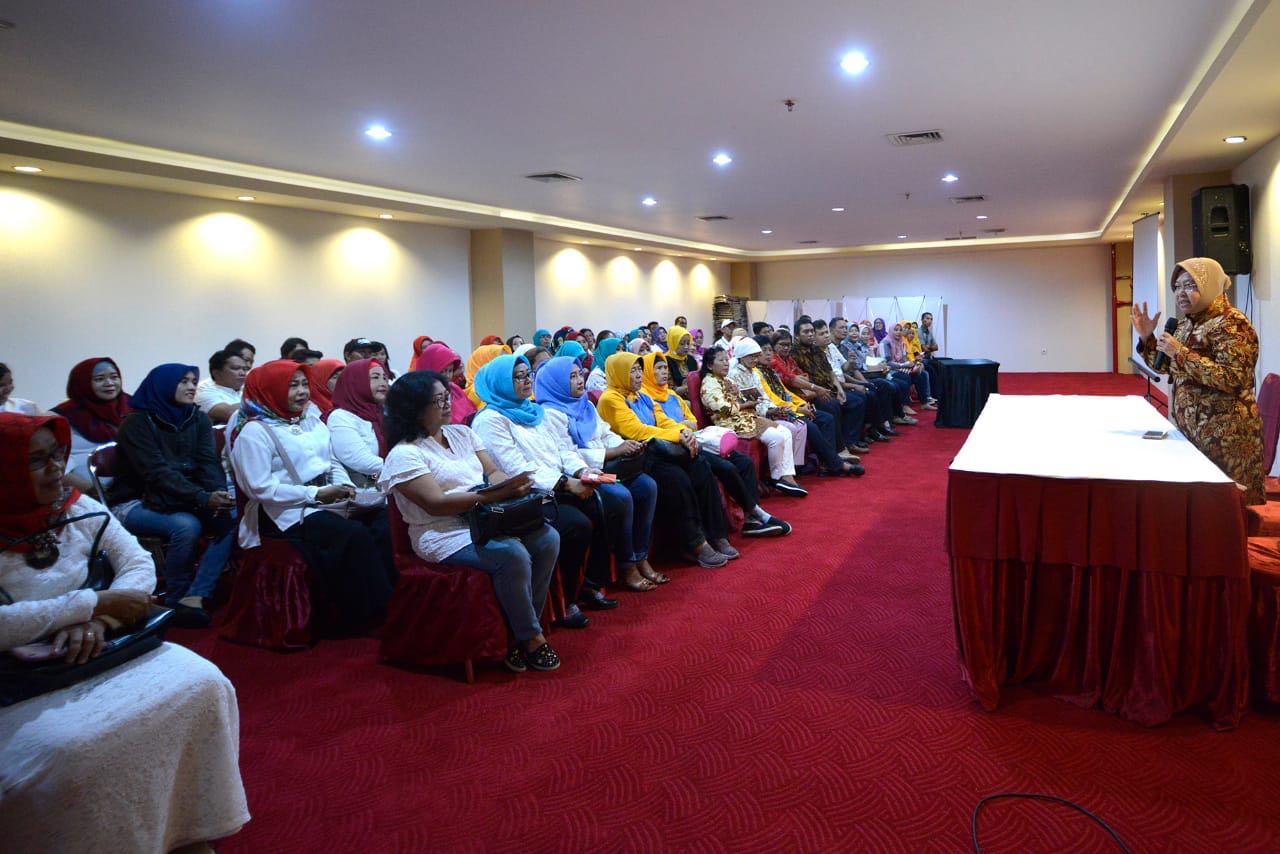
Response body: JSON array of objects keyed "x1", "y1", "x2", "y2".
[
  {"x1": 121, "y1": 504, "x2": 235, "y2": 604},
  {"x1": 446, "y1": 524, "x2": 560, "y2": 642}
]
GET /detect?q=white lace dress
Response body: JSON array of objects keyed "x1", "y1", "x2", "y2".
[{"x1": 0, "y1": 495, "x2": 250, "y2": 852}]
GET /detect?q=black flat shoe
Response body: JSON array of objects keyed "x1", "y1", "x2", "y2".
[
  {"x1": 504, "y1": 646, "x2": 528, "y2": 673},
  {"x1": 169, "y1": 603, "x2": 211, "y2": 629},
  {"x1": 579, "y1": 590, "x2": 620, "y2": 610},
  {"x1": 553, "y1": 607, "x2": 591, "y2": 629},
  {"x1": 522, "y1": 642, "x2": 562, "y2": 671},
  {"x1": 771, "y1": 480, "x2": 809, "y2": 497}
]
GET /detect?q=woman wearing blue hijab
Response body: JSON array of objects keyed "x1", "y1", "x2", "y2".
[
  {"x1": 536, "y1": 356, "x2": 664, "y2": 588},
  {"x1": 532, "y1": 328, "x2": 553, "y2": 350},
  {"x1": 554, "y1": 339, "x2": 588, "y2": 368},
  {"x1": 105, "y1": 363, "x2": 235, "y2": 627},
  {"x1": 587, "y1": 337, "x2": 622, "y2": 393}
]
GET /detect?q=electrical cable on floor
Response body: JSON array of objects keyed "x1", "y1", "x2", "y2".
[{"x1": 971, "y1": 792, "x2": 1132, "y2": 853}]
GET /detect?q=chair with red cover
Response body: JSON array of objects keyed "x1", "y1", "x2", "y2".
[
  {"x1": 685, "y1": 371, "x2": 768, "y2": 487},
  {"x1": 379, "y1": 498, "x2": 508, "y2": 682},
  {"x1": 1245, "y1": 537, "x2": 1280, "y2": 705},
  {"x1": 218, "y1": 477, "x2": 315, "y2": 651}
]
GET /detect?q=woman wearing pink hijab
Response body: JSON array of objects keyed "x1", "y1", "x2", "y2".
[{"x1": 413, "y1": 343, "x2": 477, "y2": 425}]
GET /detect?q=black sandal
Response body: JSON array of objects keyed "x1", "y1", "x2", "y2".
[
  {"x1": 504, "y1": 646, "x2": 527, "y2": 673},
  {"x1": 522, "y1": 642, "x2": 562, "y2": 671}
]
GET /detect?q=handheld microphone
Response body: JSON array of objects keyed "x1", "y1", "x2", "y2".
[{"x1": 1152, "y1": 316, "x2": 1179, "y2": 372}]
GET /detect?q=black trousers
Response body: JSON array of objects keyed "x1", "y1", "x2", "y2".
[
  {"x1": 924, "y1": 358, "x2": 945, "y2": 400},
  {"x1": 703, "y1": 450, "x2": 759, "y2": 512},
  {"x1": 801, "y1": 415, "x2": 845, "y2": 471},
  {"x1": 648, "y1": 454, "x2": 727, "y2": 550},
  {"x1": 266, "y1": 507, "x2": 396, "y2": 634},
  {"x1": 548, "y1": 491, "x2": 615, "y2": 595}
]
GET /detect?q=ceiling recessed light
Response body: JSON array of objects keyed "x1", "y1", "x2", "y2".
[
  {"x1": 1223, "y1": 135, "x2": 1247, "y2": 144},
  {"x1": 942, "y1": 173, "x2": 959, "y2": 183},
  {"x1": 378, "y1": 213, "x2": 394, "y2": 220},
  {"x1": 641, "y1": 196, "x2": 657, "y2": 207},
  {"x1": 364, "y1": 124, "x2": 392, "y2": 141},
  {"x1": 12, "y1": 165, "x2": 42, "y2": 173},
  {"x1": 840, "y1": 51, "x2": 870, "y2": 75},
  {"x1": 712, "y1": 152, "x2": 733, "y2": 167},
  {"x1": 236, "y1": 195, "x2": 255, "y2": 202},
  {"x1": 975, "y1": 215, "x2": 989, "y2": 220},
  {"x1": 897, "y1": 234, "x2": 908, "y2": 239},
  {"x1": 831, "y1": 207, "x2": 845, "y2": 212},
  {"x1": 760, "y1": 229, "x2": 773, "y2": 235}
]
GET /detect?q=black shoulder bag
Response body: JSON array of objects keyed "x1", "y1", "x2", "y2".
[
  {"x1": 0, "y1": 511, "x2": 175, "y2": 707},
  {"x1": 462, "y1": 483, "x2": 556, "y2": 547}
]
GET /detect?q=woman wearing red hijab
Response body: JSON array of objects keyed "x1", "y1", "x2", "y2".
[
  {"x1": 0, "y1": 412, "x2": 251, "y2": 849},
  {"x1": 413, "y1": 343, "x2": 478, "y2": 424},
  {"x1": 51, "y1": 357, "x2": 130, "y2": 493},
  {"x1": 303, "y1": 358, "x2": 345, "y2": 417},
  {"x1": 407, "y1": 335, "x2": 433, "y2": 374},
  {"x1": 327, "y1": 358, "x2": 390, "y2": 485},
  {"x1": 229, "y1": 361, "x2": 394, "y2": 633}
]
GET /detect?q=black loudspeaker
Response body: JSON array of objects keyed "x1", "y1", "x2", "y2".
[{"x1": 1191, "y1": 184, "x2": 1251, "y2": 275}]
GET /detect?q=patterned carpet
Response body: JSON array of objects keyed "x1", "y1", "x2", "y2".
[{"x1": 171, "y1": 372, "x2": 1280, "y2": 852}]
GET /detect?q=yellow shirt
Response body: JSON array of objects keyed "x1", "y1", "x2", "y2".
[{"x1": 596, "y1": 389, "x2": 686, "y2": 442}]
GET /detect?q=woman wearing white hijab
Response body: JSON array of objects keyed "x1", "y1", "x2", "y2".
[{"x1": 1132, "y1": 256, "x2": 1264, "y2": 503}]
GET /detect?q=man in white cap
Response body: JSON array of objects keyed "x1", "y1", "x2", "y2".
[{"x1": 716, "y1": 319, "x2": 737, "y2": 350}]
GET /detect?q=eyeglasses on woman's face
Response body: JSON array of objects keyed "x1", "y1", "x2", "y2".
[{"x1": 28, "y1": 445, "x2": 68, "y2": 472}]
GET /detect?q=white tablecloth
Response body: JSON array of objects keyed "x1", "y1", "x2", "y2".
[{"x1": 949, "y1": 394, "x2": 1231, "y2": 484}]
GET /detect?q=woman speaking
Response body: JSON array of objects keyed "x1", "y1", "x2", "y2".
[{"x1": 1131, "y1": 256, "x2": 1264, "y2": 504}]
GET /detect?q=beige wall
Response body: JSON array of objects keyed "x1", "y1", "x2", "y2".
[
  {"x1": 0, "y1": 173, "x2": 471, "y2": 407},
  {"x1": 1233, "y1": 134, "x2": 1280, "y2": 388},
  {"x1": 533, "y1": 239, "x2": 726, "y2": 339},
  {"x1": 755, "y1": 244, "x2": 1113, "y2": 372}
]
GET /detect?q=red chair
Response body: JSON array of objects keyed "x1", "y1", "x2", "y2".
[
  {"x1": 1245, "y1": 374, "x2": 1280, "y2": 534},
  {"x1": 379, "y1": 499, "x2": 507, "y2": 682},
  {"x1": 587, "y1": 389, "x2": 603, "y2": 405},
  {"x1": 1245, "y1": 537, "x2": 1280, "y2": 705},
  {"x1": 219, "y1": 477, "x2": 315, "y2": 651}
]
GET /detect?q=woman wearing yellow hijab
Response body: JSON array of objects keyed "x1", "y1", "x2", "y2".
[
  {"x1": 595, "y1": 353, "x2": 733, "y2": 567},
  {"x1": 664, "y1": 325, "x2": 698, "y2": 396},
  {"x1": 464, "y1": 343, "x2": 512, "y2": 408}
]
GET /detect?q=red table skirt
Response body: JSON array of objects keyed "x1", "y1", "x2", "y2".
[{"x1": 948, "y1": 471, "x2": 1251, "y2": 727}]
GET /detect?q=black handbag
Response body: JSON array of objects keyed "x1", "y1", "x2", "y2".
[
  {"x1": 0, "y1": 510, "x2": 175, "y2": 706},
  {"x1": 463, "y1": 488, "x2": 555, "y2": 547},
  {"x1": 603, "y1": 452, "x2": 646, "y2": 482}
]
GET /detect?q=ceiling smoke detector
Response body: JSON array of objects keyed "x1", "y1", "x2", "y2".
[
  {"x1": 697, "y1": 215, "x2": 733, "y2": 222},
  {"x1": 949, "y1": 195, "x2": 987, "y2": 204},
  {"x1": 886, "y1": 129, "x2": 944, "y2": 146},
  {"x1": 525, "y1": 171, "x2": 582, "y2": 183}
]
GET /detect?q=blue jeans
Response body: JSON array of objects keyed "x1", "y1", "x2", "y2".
[
  {"x1": 121, "y1": 505, "x2": 234, "y2": 604},
  {"x1": 446, "y1": 524, "x2": 560, "y2": 642},
  {"x1": 598, "y1": 474, "x2": 657, "y2": 563}
]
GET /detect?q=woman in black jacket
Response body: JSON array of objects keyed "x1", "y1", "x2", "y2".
[{"x1": 107, "y1": 363, "x2": 234, "y2": 627}]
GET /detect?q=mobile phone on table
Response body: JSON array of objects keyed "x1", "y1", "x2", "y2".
[{"x1": 1142, "y1": 430, "x2": 1168, "y2": 440}]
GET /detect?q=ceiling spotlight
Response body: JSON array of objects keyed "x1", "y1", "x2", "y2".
[
  {"x1": 942, "y1": 173, "x2": 959, "y2": 183},
  {"x1": 12, "y1": 165, "x2": 42, "y2": 173},
  {"x1": 760, "y1": 229, "x2": 773, "y2": 235},
  {"x1": 831, "y1": 207, "x2": 845, "y2": 212},
  {"x1": 712, "y1": 152, "x2": 733, "y2": 167},
  {"x1": 379, "y1": 213, "x2": 394, "y2": 219},
  {"x1": 642, "y1": 196, "x2": 658, "y2": 206},
  {"x1": 897, "y1": 234, "x2": 908, "y2": 239},
  {"x1": 1223, "y1": 135, "x2": 1247, "y2": 144},
  {"x1": 633, "y1": 247, "x2": 642, "y2": 251},
  {"x1": 975, "y1": 214, "x2": 989, "y2": 220},
  {"x1": 840, "y1": 51, "x2": 870, "y2": 75},
  {"x1": 364, "y1": 124, "x2": 392, "y2": 141},
  {"x1": 236, "y1": 195, "x2": 255, "y2": 202}
]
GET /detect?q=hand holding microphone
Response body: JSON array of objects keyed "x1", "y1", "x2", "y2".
[{"x1": 1152, "y1": 316, "x2": 1181, "y2": 371}]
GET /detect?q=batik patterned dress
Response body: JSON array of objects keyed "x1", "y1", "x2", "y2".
[{"x1": 1140, "y1": 293, "x2": 1265, "y2": 504}]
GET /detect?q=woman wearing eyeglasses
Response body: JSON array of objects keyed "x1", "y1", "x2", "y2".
[{"x1": 1132, "y1": 256, "x2": 1264, "y2": 504}]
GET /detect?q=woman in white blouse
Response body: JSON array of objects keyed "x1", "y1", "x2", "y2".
[
  {"x1": 0, "y1": 413, "x2": 249, "y2": 852},
  {"x1": 379, "y1": 370, "x2": 563, "y2": 673},
  {"x1": 326, "y1": 357, "x2": 391, "y2": 489},
  {"x1": 0, "y1": 362, "x2": 41, "y2": 415},
  {"x1": 229, "y1": 360, "x2": 395, "y2": 635}
]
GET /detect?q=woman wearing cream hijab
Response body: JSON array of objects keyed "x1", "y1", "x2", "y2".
[{"x1": 1131, "y1": 256, "x2": 1264, "y2": 503}]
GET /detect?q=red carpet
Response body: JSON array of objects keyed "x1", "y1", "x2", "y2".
[{"x1": 172, "y1": 372, "x2": 1280, "y2": 852}]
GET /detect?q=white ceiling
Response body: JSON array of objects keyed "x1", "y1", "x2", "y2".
[{"x1": 0, "y1": 0, "x2": 1274, "y2": 252}]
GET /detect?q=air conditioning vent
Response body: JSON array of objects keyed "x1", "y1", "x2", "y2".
[
  {"x1": 944, "y1": 235, "x2": 978, "y2": 241},
  {"x1": 949, "y1": 195, "x2": 987, "y2": 204},
  {"x1": 796, "y1": 240, "x2": 820, "y2": 244},
  {"x1": 524, "y1": 171, "x2": 582, "y2": 183},
  {"x1": 980, "y1": 227, "x2": 1007, "y2": 235},
  {"x1": 886, "y1": 129, "x2": 944, "y2": 146},
  {"x1": 697, "y1": 215, "x2": 733, "y2": 222}
]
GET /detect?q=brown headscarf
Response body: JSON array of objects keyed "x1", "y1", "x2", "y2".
[{"x1": 1171, "y1": 257, "x2": 1229, "y2": 314}]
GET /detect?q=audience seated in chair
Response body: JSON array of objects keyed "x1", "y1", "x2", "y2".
[
  {"x1": 52, "y1": 357, "x2": 131, "y2": 496},
  {"x1": 0, "y1": 412, "x2": 249, "y2": 852},
  {"x1": 196, "y1": 346, "x2": 252, "y2": 426},
  {"x1": 106, "y1": 363, "x2": 236, "y2": 628},
  {"x1": 378, "y1": 370, "x2": 563, "y2": 673},
  {"x1": 229, "y1": 360, "x2": 395, "y2": 636},
  {"x1": 0, "y1": 362, "x2": 41, "y2": 416}
]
